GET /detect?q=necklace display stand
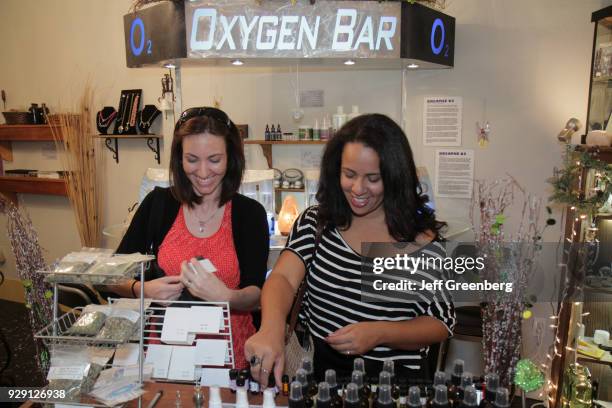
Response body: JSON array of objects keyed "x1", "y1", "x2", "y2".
[
  {"x1": 138, "y1": 105, "x2": 161, "y2": 135},
  {"x1": 113, "y1": 89, "x2": 142, "y2": 135},
  {"x1": 96, "y1": 106, "x2": 117, "y2": 135}
]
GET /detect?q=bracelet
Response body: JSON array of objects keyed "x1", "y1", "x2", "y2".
[{"x1": 130, "y1": 280, "x2": 139, "y2": 298}]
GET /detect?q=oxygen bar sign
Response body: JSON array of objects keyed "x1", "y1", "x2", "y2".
[{"x1": 186, "y1": 1, "x2": 401, "y2": 58}]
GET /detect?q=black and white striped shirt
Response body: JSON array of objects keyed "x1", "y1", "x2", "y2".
[{"x1": 284, "y1": 206, "x2": 456, "y2": 370}]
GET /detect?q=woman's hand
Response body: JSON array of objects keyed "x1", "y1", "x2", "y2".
[
  {"x1": 244, "y1": 327, "x2": 286, "y2": 388},
  {"x1": 142, "y1": 276, "x2": 184, "y2": 300},
  {"x1": 180, "y1": 258, "x2": 232, "y2": 302},
  {"x1": 325, "y1": 322, "x2": 381, "y2": 356}
]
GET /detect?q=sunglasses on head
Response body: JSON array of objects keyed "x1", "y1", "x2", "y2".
[{"x1": 175, "y1": 107, "x2": 232, "y2": 131}]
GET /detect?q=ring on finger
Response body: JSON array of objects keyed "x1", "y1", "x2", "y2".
[
  {"x1": 261, "y1": 367, "x2": 269, "y2": 374},
  {"x1": 345, "y1": 350, "x2": 351, "y2": 355},
  {"x1": 250, "y1": 355, "x2": 262, "y2": 366}
]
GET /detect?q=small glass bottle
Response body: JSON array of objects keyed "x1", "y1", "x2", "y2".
[
  {"x1": 432, "y1": 385, "x2": 450, "y2": 408},
  {"x1": 353, "y1": 357, "x2": 365, "y2": 374},
  {"x1": 459, "y1": 386, "x2": 479, "y2": 408},
  {"x1": 482, "y1": 373, "x2": 499, "y2": 407},
  {"x1": 317, "y1": 382, "x2": 332, "y2": 408},
  {"x1": 289, "y1": 381, "x2": 306, "y2": 408},
  {"x1": 265, "y1": 124, "x2": 271, "y2": 141},
  {"x1": 351, "y1": 370, "x2": 371, "y2": 403},
  {"x1": 458, "y1": 372, "x2": 473, "y2": 401},
  {"x1": 407, "y1": 386, "x2": 422, "y2": 408},
  {"x1": 344, "y1": 383, "x2": 367, "y2": 408},
  {"x1": 296, "y1": 368, "x2": 313, "y2": 408},
  {"x1": 427, "y1": 371, "x2": 447, "y2": 405},
  {"x1": 491, "y1": 388, "x2": 510, "y2": 408},
  {"x1": 249, "y1": 370, "x2": 260, "y2": 395},
  {"x1": 276, "y1": 124, "x2": 282, "y2": 140},
  {"x1": 326, "y1": 369, "x2": 343, "y2": 408},
  {"x1": 230, "y1": 369, "x2": 239, "y2": 393},
  {"x1": 240, "y1": 369, "x2": 251, "y2": 390},
  {"x1": 236, "y1": 378, "x2": 250, "y2": 408},
  {"x1": 375, "y1": 384, "x2": 395, "y2": 408},
  {"x1": 282, "y1": 374, "x2": 290, "y2": 397},
  {"x1": 266, "y1": 373, "x2": 279, "y2": 395}
]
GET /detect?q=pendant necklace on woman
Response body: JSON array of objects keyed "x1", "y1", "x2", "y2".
[{"x1": 192, "y1": 205, "x2": 221, "y2": 233}]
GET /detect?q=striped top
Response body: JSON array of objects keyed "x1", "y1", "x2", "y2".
[{"x1": 284, "y1": 206, "x2": 456, "y2": 370}]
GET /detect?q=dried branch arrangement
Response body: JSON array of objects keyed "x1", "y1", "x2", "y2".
[{"x1": 50, "y1": 86, "x2": 103, "y2": 247}]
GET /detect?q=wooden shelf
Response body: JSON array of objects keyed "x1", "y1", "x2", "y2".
[
  {"x1": 244, "y1": 140, "x2": 327, "y2": 145},
  {"x1": 0, "y1": 124, "x2": 62, "y2": 162},
  {"x1": 244, "y1": 139, "x2": 326, "y2": 168},
  {"x1": 0, "y1": 176, "x2": 67, "y2": 204},
  {"x1": 275, "y1": 187, "x2": 305, "y2": 192},
  {"x1": 0, "y1": 124, "x2": 59, "y2": 141}
]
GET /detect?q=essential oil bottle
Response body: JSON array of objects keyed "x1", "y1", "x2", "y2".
[{"x1": 289, "y1": 381, "x2": 306, "y2": 408}]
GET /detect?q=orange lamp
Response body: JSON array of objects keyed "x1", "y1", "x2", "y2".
[{"x1": 278, "y1": 195, "x2": 300, "y2": 236}]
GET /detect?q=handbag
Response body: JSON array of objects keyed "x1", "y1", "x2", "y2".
[{"x1": 283, "y1": 278, "x2": 314, "y2": 376}]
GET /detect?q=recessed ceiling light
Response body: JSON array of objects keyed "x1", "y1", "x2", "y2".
[
  {"x1": 231, "y1": 59, "x2": 244, "y2": 66},
  {"x1": 344, "y1": 59, "x2": 356, "y2": 66},
  {"x1": 407, "y1": 63, "x2": 419, "y2": 69}
]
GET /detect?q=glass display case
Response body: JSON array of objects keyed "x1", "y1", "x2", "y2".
[{"x1": 587, "y1": 6, "x2": 612, "y2": 133}]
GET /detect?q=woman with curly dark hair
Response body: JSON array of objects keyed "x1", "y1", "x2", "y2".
[{"x1": 246, "y1": 114, "x2": 455, "y2": 383}]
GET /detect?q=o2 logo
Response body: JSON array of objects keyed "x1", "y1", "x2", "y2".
[
  {"x1": 430, "y1": 18, "x2": 449, "y2": 58},
  {"x1": 130, "y1": 17, "x2": 153, "y2": 56}
]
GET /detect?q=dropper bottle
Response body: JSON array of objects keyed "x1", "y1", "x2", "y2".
[
  {"x1": 289, "y1": 381, "x2": 306, "y2": 408},
  {"x1": 492, "y1": 388, "x2": 510, "y2": 408},
  {"x1": 351, "y1": 370, "x2": 370, "y2": 402},
  {"x1": 407, "y1": 386, "x2": 423, "y2": 408},
  {"x1": 317, "y1": 382, "x2": 332, "y2": 408},
  {"x1": 432, "y1": 385, "x2": 450, "y2": 408},
  {"x1": 326, "y1": 369, "x2": 343, "y2": 408},
  {"x1": 344, "y1": 383, "x2": 365, "y2": 408},
  {"x1": 459, "y1": 386, "x2": 479, "y2": 408},
  {"x1": 375, "y1": 384, "x2": 395, "y2": 408}
]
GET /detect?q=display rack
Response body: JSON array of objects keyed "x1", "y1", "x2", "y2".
[
  {"x1": 32, "y1": 255, "x2": 153, "y2": 407},
  {"x1": 130, "y1": 299, "x2": 235, "y2": 383}
]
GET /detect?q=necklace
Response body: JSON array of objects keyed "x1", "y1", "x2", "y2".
[
  {"x1": 139, "y1": 107, "x2": 160, "y2": 129},
  {"x1": 117, "y1": 94, "x2": 130, "y2": 134},
  {"x1": 129, "y1": 93, "x2": 140, "y2": 127},
  {"x1": 191, "y1": 205, "x2": 222, "y2": 233},
  {"x1": 97, "y1": 110, "x2": 117, "y2": 127}
]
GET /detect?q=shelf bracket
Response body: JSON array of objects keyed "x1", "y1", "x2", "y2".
[
  {"x1": 146, "y1": 137, "x2": 161, "y2": 164},
  {"x1": 104, "y1": 137, "x2": 119, "y2": 163}
]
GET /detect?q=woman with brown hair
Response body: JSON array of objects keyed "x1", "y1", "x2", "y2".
[{"x1": 111, "y1": 107, "x2": 269, "y2": 368}]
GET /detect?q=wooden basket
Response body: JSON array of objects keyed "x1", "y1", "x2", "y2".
[{"x1": 2, "y1": 111, "x2": 33, "y2": 125}]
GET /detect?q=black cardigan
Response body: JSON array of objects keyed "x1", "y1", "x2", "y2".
[{"x1": 116, "y1": 187, "x2": 269, "y2": 307}]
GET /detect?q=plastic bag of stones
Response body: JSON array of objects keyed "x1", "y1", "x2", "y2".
[
  {"x1": 85, "y1": 253, "x2": 154, "y2": 285},
  {"x1": 45, "y1": 345, "x2": 99, "y2": 402},
  {"x1": 44, "y1": 249, "x2": 113, "y2": 284},
  {"x1": 65, "y1": 304, "x2": 111, "y2": 337},
  {"x1": 96, "y1": 307, "x2": 141, "y2": 342}
]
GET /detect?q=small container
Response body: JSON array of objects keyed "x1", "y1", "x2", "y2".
[
  {"x1": 299, "y1": 126, "x2": 313, "y2": 140},
  {"x1": 313, "y1": 119, "x2": 321, "y2": 140}
]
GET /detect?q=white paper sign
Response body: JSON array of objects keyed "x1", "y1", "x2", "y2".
[
  {"x1": 434, "y1": 149, "x2": 474, "y2": 199},
  {"x1": 168, "y1": 346, "x2": 196, "y2": 381},
  {"x1": 194, "y1": 339, "x2": 228, "y2": 366},
  {"x1": 161, "y1": 307, "x2": 193, "y2": 344},
  {"x1": 47, "y1": 366, "x2": 85, "y2": 380},
  {"x1": 145, "y1": 344, "x2": 173, "y2": 379},
  {"x1": 423, "y1": 96, "x2": 463, "y2": 146},
  {"x1": 190, "y1": 306, "x2": 223, "y2": 334},
  {"x1": 200, "y1": 368, "x2": 231, "y2": 387}
]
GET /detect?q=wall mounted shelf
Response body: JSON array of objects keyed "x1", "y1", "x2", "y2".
[
  {"x1": 0, "y1": 176, "x2": 67, "y2": 204},
  {"x1": 95, "y1": 135, "x2": 162, "y2": 164},
  {"x1": 244, "y1": 139, "x2": 326, "y2": 168},
  {"x1": 0, "y1": 124, "x2": 62, "y2": 161}
]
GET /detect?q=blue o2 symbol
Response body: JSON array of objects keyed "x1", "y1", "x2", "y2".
[
  {"x1": 430, "y1": 18, "x2": 445, "y2": 55},
  {"x1": 130, "y1": 17, "x2": 145, "y2": 56}
]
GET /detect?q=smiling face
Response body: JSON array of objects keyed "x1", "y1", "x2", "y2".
[
  {"x1": 340, "y1": 142, "x2": 385, "y2": 218},
  {"x1": 182, "y1": 132, "x2": 227, "y2": 199}
]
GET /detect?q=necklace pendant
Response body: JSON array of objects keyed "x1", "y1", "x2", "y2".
[{"x1": 198, "y1": 222, "x2": 205, "y2": 233}]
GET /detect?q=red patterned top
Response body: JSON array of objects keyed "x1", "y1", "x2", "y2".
[{"x1": 157, "y1": 201, "x2": 255, "y2": 369}]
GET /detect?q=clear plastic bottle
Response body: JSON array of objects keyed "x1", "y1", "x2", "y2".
[
  {"x1": 289, "y1": 381, "x2": 306, "y2": 408},
  {"x1": 407, "y1": 386, "x2": 422, "y2": 408},
  {"x1": 459, "y1": 386, "x2": 479, "y2": 408},
  {"x1": 375, "y1": 384, "x2": 395, "y2": 408},
  {"x1": 332, "y1": 105, "x2": 347, "y2": 133},
  {"x1": 432, "y1": 385, "x2": 450, "y2": 408},
  {"x1": 321, "y1": 113, "x2": 332, "y2": 140},
  {"x1": 347, "y1": 105, "x2": 360, "y2": 121},
  {"x1": 317, "y1": 382, "x2": 332, "y2": 408}
]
